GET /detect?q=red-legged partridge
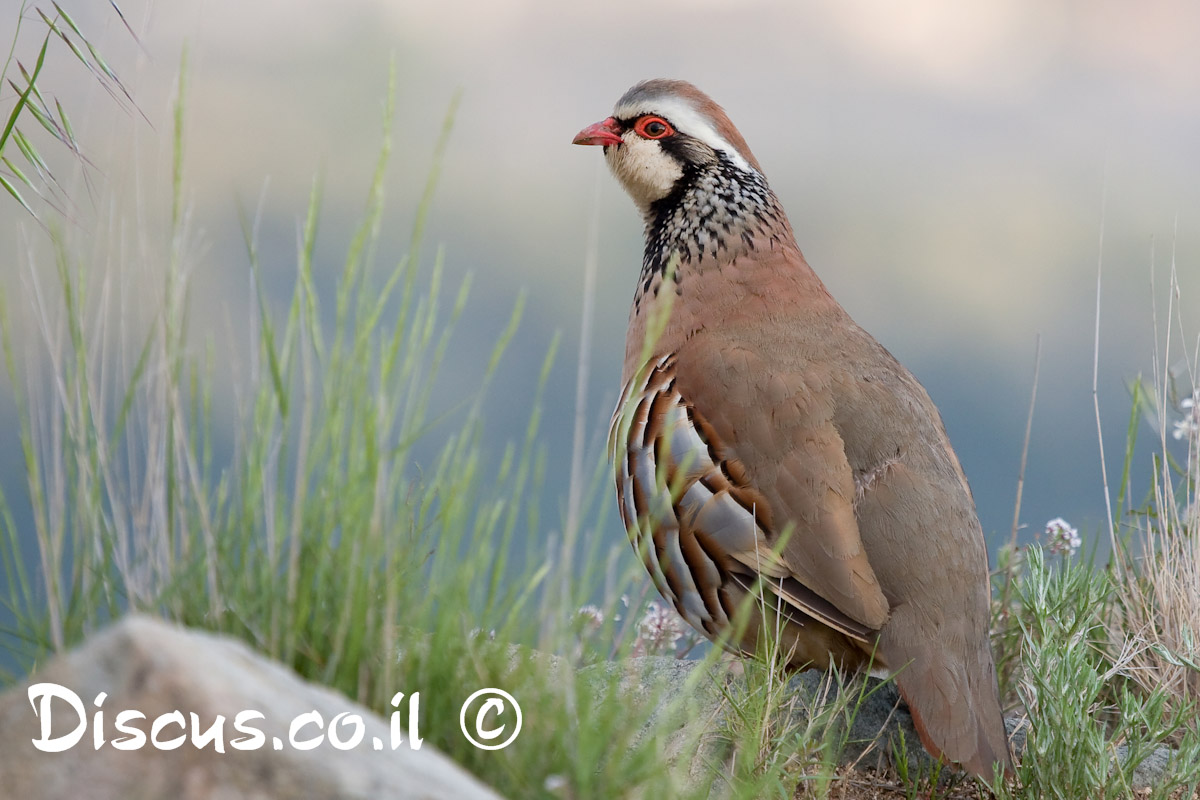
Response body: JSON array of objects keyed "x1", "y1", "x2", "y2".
[{"x1": 573, "y1": 79, "x2": 1012, "y2": 780}]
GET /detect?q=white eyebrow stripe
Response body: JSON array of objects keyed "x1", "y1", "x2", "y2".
[{"x1": 614, "y1": 96, "x2": 753, "y2": 174}]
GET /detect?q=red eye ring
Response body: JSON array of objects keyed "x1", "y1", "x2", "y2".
[{"x1": 634, "y1": 116, "x2": 674, "y2": 140}]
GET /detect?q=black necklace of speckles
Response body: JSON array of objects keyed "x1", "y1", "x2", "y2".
[{"x1": 637, "y1": 152, "x2": 783, "y2": 301}]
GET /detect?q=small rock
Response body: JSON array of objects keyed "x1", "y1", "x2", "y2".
[{"x1": 581, "y1": 656, "x2": 733, "y2": 796}]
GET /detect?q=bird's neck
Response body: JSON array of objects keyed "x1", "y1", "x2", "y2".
[
  {"x1": 637, "y1": 161, "x2": 789, "y2": 299},
  {"x1": 625, "y1": 167, "x2": 839, "y2": 379}
]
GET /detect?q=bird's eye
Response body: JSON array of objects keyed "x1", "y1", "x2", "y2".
[{"x1": 635, "y1": 116, "x2": 674, "y2": 140}]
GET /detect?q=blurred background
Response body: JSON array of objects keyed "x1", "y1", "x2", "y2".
[{"x1": 1, "y1": 0, "x2": 1198, "y2": 566}]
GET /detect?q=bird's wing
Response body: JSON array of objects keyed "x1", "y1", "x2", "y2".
[{"x1": 613, "y1": 350, "x2": 889, "y2": 638}]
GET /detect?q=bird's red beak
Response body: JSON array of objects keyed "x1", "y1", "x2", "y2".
[{"x1": 572, "y1": 117, "x2": 624, "y2": 147}]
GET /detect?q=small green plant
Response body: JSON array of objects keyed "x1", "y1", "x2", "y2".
[
  {"x1": 990, "y1": 546, "x2": 1200, "y2": 800},
  {"x1": 702, "y1": 580, "x2": 888, "y2": 799}
]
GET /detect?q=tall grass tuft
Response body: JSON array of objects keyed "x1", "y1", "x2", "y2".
[
  {"x1": 0, "y1": 22, "x2": 728, "y2": 798},
  {"x1": 988, "y1": 252, "x2": 1200, "y2": 800},
  {"x1": 1109, "y1": 256, "x2": 1200, "y2": 737}
]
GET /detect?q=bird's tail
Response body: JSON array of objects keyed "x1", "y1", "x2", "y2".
[{"x1": 887, "y1": 630, "x2": 1014, "y2": 781}]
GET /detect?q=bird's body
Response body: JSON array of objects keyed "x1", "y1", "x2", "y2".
[{"x1": 575, "y1": 79, "x2": 1012, "y2": 780}]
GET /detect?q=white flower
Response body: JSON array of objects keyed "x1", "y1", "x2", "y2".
[
  {"x1": 635, "y1": 600, "x2": 686, "y2": 655},
  {"x1": 1045, "y1": 517, "x2": 1081, "y2": 557},
  {"x1": 575, "y1": 604, "x2": 604, "y2": 630},
  {"x1": 1172, "y1": 393, "x2": 1199, "y2": 441}
]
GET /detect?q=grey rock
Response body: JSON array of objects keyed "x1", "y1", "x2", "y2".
[
  {"x1": 1128, "y1": 745, "x2": 1174, "y2": 788},
  {"x1": 0, "y1": 615, "x2": 503, "y2": 800},
  {"x1": 580, "y1": 657, "x2": 734, "y2": 797}
]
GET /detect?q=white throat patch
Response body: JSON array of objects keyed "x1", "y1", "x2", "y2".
[{"x1": 604, "y1": 135, "x2": 684, "y2": 211}]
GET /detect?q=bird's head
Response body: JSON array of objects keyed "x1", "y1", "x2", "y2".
[{"x1": 573, "y1": 79, "x2": 766, "y2": 217}]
